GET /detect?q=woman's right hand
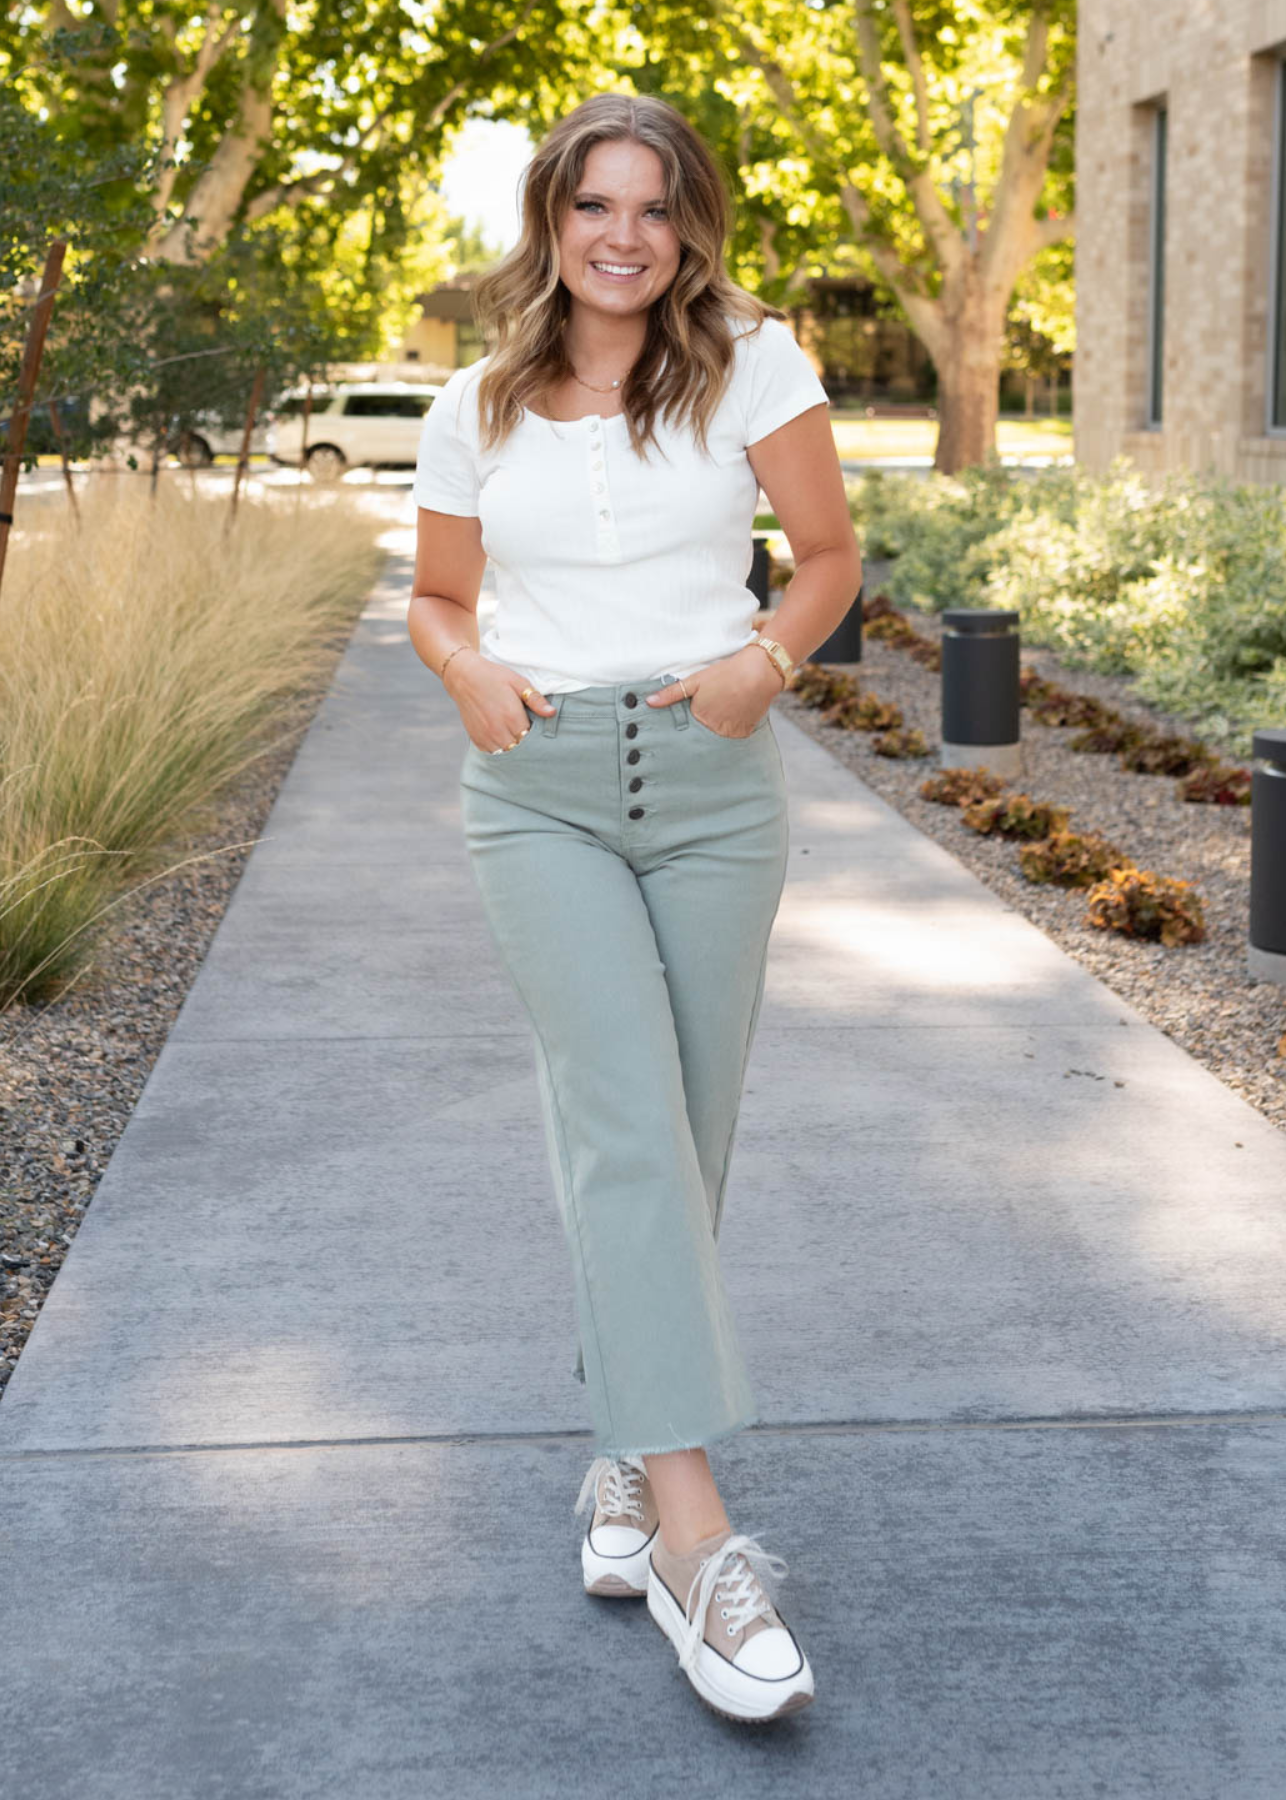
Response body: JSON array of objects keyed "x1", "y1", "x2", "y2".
[{"x1": 444, "y1": 649, "x2": 556, "y2": 753}]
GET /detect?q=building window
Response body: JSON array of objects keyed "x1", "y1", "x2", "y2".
[
  {"x1": 1147, "y1": 104, "x2": 1167, "y2": 428},
  {"x1": 455, "y1": 321, "x2": 487, "y2": 367},
  {"x1": 1271, "y1": 59, "x2": 1286, "y2": 430}
]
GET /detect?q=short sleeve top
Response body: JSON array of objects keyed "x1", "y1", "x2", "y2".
[{"x1": 412, "y1": 314, "x2": 830, "y2": 693}]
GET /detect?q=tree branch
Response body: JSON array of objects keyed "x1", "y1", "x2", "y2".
[
  {"x1": 714, "y1": 3, "x2": 945, "y2": 350},
  {"x1": 891, "y1": 0, "x2": 931, "y2": 155},
  {"x1": 850, "y1": 0, "x2": 961, "y2": 274},
  {"x1": 152, "y1": 5, "x2": 247, "y2": 222},
  {"x1": 149, "y1": 78, "x2": 274, "y2": 261},
  {"x1": 982, "y1": 28, "x2": 1074, "y2": 291},
  {"x1": 979, "y1": 0, "x2": 1059, "y2": 271}
]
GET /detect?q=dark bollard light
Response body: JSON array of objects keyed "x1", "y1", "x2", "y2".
[
  {"x1": 747, "y1": 535, "x2": 771, "y2": 608},
  {"x1": 1249, "y1": 727, "x2": 1286, "y2": 985},
  {"x1": 940, "y1": 607, "x2": 1022, "y2": 779},
  {"x1": 813, "y1": 582, "x2": 864, "y2": 663}
]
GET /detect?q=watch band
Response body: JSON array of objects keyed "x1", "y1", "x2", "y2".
[{"x1": 751, "y1": 632, "x2": 795, "y2": 686}]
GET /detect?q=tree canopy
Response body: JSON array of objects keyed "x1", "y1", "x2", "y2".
[{"x1": 609, "y1": 0, "x2": 1077, "y2": 466}]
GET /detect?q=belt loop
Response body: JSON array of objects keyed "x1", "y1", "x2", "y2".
[
  {"x1": 541, "y1": 693, "x2": 564, "y2": 737},
  {"x1": 659, "y1": 672, "x2": 690, "y2": 730}
]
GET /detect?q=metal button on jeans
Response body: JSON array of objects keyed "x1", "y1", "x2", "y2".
[
  {"x1": 627, "y1": 748, "x2": 641, "y2": 764},
  {"x1": 625, "y1": 723, "x2": 638, "y2": 738},
  {"x1": 628, "y1": 806, "x2": 645, "y2": 819},
  {"x1": 629, "y1": 777, "x2": 643, "y2": 792},
  {"x1": 624, "y1": 692, "x2": 638, "y2": 707}
]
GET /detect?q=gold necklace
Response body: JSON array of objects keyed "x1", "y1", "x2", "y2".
[{"x1": 570, "y1": 367, "x2": 630, "y2": 393}]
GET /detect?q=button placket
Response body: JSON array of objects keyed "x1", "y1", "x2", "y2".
[
  {"x1": 622, "y1": 690, "x2": 645, "y2": 820},
  {"x1": 588, "y1": 416, "x2": 620, "y2": 561}
]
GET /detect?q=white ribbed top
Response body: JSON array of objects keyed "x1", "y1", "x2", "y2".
[{"x1": 411, "y1": 315, "x2": 830, "y2": 694}]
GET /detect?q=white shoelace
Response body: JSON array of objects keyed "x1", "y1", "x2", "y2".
[
  {"x1": 676, "y1": 1534, "x2": 789, "y2": 1673},
  {"x1": 573, "y1": 1454, "x2": 647, "y2": 1523}
]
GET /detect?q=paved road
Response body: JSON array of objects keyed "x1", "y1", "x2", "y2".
[{"x1": 3, "y1": 535, "x2": 1285, "y2": 1798}]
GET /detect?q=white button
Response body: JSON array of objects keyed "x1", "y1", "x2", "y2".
[
  {"x1": 594, "y1": 482, "x2": 605, "y2": 492},
  {"x1": 591, "y1": 459, "x2": 603, "y2": 471},
  {"x1": 599, "y1": 509, "x2": 611, "y2": 520},
  {"x1": 589, "y1": 420, "x2": 600, "y2": 434}
]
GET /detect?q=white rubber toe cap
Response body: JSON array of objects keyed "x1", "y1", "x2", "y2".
[
  {"x1": 588, "y1": 1523, "x2": 651, "y2": 1557},
  {"x1": 733, "y1": 1626, "x2": 805, "y2": 1680}
]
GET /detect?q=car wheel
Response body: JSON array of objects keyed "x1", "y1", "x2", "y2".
[
  {"x1": 305, "y1": 444, "x2": 347, "y2": 481},
  {"x1": 178, "y1": 433, "x2": 213, "y2": 468}
]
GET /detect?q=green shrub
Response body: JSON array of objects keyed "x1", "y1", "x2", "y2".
[
  {"x1": 852, "y1": 465, "x2": 1068, "y2": 606},
  {"x1": 1085, "y1": 868, "x2": 1207, "y2": 946},
  {"x1": 1018, "y1": 831, "x2": 1132, "y2": 887},
  {"x1": 850, "y1": 460, "x2": 1286, "y2": 754}
]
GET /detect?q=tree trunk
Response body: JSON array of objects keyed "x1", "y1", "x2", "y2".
[
  {"x1": 0, "y1": 238, "x2": 67, "y2": 600},
  {"x1": 930, "y1": 285, "x2": 1006, "y2": 474}
]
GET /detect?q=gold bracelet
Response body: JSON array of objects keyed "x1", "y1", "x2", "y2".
[{"x1": 440, "y1": 643, "x2": 472, "y2": 681}]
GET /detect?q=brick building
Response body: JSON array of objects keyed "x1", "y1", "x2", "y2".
[{"x1": 1076, "y1": 0, "x2": 1286, "y2": 481}]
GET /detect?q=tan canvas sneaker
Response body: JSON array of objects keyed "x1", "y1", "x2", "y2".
[
  {"x1": 647, "y1": 1526, "x2": 814, "y2": 1722},
  {"x1": 574, "y1": 1455, "x2": 659, "y2": 1597}
]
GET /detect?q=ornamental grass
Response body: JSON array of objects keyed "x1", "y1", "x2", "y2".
[{"x1": 1, "y1": 479, "x2": 384, "y2": 1005}]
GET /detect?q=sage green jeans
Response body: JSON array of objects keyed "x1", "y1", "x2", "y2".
[{"x1": 458, "y1": 672, "x2": 790, "y2": 1459}]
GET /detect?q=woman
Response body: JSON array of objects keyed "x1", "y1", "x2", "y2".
[{"x1": 407, "y1": 92, "x2": 861, "y2": 1725}]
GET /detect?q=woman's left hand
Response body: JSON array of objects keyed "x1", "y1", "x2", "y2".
[{"x1": 646, "y1": 644, "x2": 784, "y2": 738}]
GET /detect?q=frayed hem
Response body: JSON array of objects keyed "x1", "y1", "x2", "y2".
[{"x1": 595, "y1": 1409, "x2": 759, "y2": 1462}]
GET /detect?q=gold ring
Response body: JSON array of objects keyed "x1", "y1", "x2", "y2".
[
  {"x1": 677, "y1": 677, "x2": 689, "y2": 699},
  {"x1": 520, "y1": 686, "x2": 534, "y2": 700}
]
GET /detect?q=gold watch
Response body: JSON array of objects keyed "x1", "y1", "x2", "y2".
[{"x1": 750, "y1": 632, "x2": 795, "y2": 687}]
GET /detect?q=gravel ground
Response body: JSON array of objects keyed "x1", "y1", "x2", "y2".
[
  {"x1": 779, "y1": 576, "x2": 1286, "y2": 1132},
  {"x1": 0, "y1": 603, "x2": 373, "y2": 1401}
]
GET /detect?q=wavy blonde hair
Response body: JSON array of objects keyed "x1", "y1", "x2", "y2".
[{"x1": 472, "y1": 92, "x2": 783, "y2": 461}]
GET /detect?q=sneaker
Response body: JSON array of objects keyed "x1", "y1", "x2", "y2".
[
  {"x1": 574, "y1": 1455, "x2": 659, "y2": 1597},
  {"x1": 647, "y1": 1526, "x2": 815, "y2": 1722}
]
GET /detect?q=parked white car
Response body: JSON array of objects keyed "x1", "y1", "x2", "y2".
[
  {"x1": 265, "y1": 381, "x2": 443, "y2": 479},
  {"x1": 174, "y1": 412, "x2": 270, "y2": 465}
]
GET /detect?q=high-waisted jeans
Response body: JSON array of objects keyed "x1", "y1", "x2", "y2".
[{"x1": 458, "y1": 672, "x2": 790, "y2": 1459}]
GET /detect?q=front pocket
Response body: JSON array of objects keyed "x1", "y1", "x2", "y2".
[{"x1": 689, "y1": 707, "x2": 769, "y2": 742}]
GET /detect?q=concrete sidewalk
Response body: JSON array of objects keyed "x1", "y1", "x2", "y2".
[{"x1": 4, "y1": 540, "x2": 1286, "y2": 1798}]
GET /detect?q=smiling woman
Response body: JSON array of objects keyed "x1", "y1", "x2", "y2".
[
  {"x1": 404, "y1": 91, "x2": 861, "y2": 1729},
  {"x1": 557, "y1": 149, "x2": 682, "y2": 323}
]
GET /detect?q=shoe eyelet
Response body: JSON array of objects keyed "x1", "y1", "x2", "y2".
[
  {"x1": 719, "y1": 1607, "x2": 728, "y2": 1618},
  {"x1": 726, "y1": 1625, "x2": 736, "y2": 1637}
]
